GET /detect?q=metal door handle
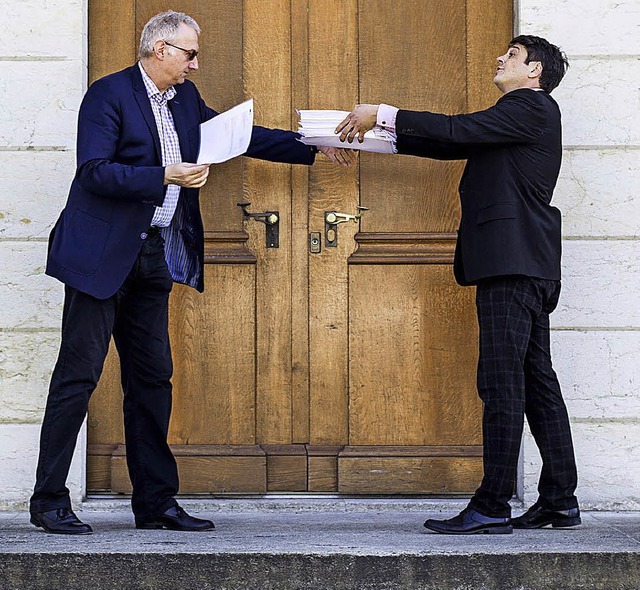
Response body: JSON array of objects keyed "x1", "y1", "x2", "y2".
[
  {"x1": 324, "y1": 206, "x2": 368, "y2": 247},
  {"x1": 238, "y1": 202, "x2": 279, "y2": 248}
]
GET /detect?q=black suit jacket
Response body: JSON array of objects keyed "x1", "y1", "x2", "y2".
[
  {"x1": 46, "y1": 65, "x2": 315, "y2": 299},
  {"x1": 396, "y1": 88, "x2": 563, "y2": 286}
]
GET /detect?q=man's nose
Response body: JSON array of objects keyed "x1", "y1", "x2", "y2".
[{"x1": 189, "y1": 57, "x2": 199, "y2": 70}]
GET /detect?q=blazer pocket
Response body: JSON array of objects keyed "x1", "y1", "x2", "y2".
[
  {"x1": 476, "y1": 202, "x2": 517, "y2": 225},
  {"x1": 62, "y1": 210, "x2": 111, "y2": 276}
]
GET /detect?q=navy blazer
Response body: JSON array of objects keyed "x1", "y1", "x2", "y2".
[
  {"x1": 396, "y1": 89, "x2": 563, "y2": 286},
  {"x1": 46, "y1": 65, "x2": 315, "y2": 299}
]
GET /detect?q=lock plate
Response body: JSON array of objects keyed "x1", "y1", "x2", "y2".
[
  {"x1": 265, "y1": 214, "x2": 279, "y2": 248},
  {"x1": 324, "y1": 212, "x2": 338, "y2": 247},
  {"x1": 309, "y1": 231, "x2": 321, "y2": 253}
]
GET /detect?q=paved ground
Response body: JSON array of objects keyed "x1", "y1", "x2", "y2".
[
  {"x1": 1, "y1": 499, "x2": 639, "y2": 589},
  {"x1": 1, "y1": 498, "x2": 639, "y2": 554}
]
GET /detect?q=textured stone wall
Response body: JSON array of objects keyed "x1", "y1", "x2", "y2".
[
  {"x1": 0, "y1": 0, "x2": 86, "y2": 509},
  {"x1": 519, "y1": 0, "x2": 640, "y2": 509}
]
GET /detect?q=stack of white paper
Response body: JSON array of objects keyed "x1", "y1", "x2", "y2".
[{"x1": 297, "y1": 109, "x2": 395, "y2": 154}]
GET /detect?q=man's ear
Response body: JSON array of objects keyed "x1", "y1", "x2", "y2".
[
  {"x1": 529, "y1": 61, "x2": 542, "y2": 79},
  {"x1": 154, "y1": 40, "x2": 165, "y2": 60}
]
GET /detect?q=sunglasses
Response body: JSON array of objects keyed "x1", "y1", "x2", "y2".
[{"x1": 164, "y1": 41, "x2": 198, "y2": 61}]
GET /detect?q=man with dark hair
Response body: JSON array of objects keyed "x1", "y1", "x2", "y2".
[
  {"x1": 510, "y1": 34, "x2": 567, "y2": 93},
  {"x1": 337, "y1": 35, "x2": 580, "y2": 534},
  {"x1": 29, "y1": 10, "x2": 350, "y2": 535}
]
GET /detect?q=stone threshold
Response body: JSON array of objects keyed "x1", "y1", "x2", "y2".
[{"x1": 1, "y1": 507, "x2": 638, "y2": 589}]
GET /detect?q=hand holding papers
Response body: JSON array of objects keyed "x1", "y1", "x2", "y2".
[
  {"x1": 197, "y1": 99, "x2": 254, "y2": 164},
  {"x1": 164, "y1": 162, "x2": 211, "y2": 189},
  {"x1": 335, "y1": 104, "x2": 382, "y2": 144},
  {"x1": 297, "y1": 108, "x2": 395, "y2": 154}
]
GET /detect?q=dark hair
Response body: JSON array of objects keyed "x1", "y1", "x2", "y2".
[{"x1": 510, "y1": 35, "x2": 569, "y2": 93}]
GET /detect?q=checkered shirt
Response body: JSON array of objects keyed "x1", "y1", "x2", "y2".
[{"x1": 138, "y1": 62, "x2": 182, "y2": 228}]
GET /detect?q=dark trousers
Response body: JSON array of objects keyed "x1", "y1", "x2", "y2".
[
  {"x1": 30, "y1": 234, "x2": 179, "y2": 520},
  {"x1": 469, "y1": 275, "x2": 578, "y2": 518}
]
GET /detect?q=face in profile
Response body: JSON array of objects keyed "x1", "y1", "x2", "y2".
[
  {"x1": 493, "y1": 44, "x2": 540, "y2": 93},
  {"x1": 160, "y1": 23, "x2": 200, "y2": 86}
]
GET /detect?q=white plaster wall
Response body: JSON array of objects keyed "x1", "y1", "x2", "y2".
[
  {"x1": 518, "y1": 0, "x2": 640, "y2": 509},
  {"x1": 0, "y1": 423, "x2": 86, "y2": 510},
  {"x1": 0, "y1": 0, "x2": 86, "y2": 510}
]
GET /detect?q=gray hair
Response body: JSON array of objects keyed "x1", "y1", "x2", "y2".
[{"x1": 138, "y1": 11, "x2": 200, "y2": 58}]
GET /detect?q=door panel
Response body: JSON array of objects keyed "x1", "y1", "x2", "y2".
[
  {"x1": 349, "y1": 265, "x2": 480, "y2": 446},
  {"x1": 169, "y1": 270, "x2": 256, "y2": 446},
  {"x1": 307, "y1": 0, "x2": 360, "y2": 449},
  {"x1": 243, "y1": 0, "x2": 302, "y2": 446},
  {"x1": 359, "y1": 0, "x2": 467, "y2": 235},
  {"x1": 86, "y1": 0, "x2": 512, "y2": 496}
]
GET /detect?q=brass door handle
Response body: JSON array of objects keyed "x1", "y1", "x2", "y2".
[
  {"x1": 325, "y1": 206, "x2": 368, "y2": 225},
  {"x1": 324, "y1": 206, "x2": 368, "y2": 247},
  {"x1": 238, "y1": 202, "x2": 279, "y2": 248}
]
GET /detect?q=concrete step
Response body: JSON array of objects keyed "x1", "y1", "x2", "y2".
[{"x1": 1, "y1": 500, "x2": 639, "y2": 590}]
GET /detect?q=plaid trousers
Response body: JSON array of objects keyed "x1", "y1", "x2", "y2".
[{"x1": 468, "y1": 275, "x2": 579, "y2": 517}]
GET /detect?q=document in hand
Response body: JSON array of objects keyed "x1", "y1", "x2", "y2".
[
  {"x1": 197, "y1": 99, "x2": 254, "y2": 164},
  {"x1": 297, "y1": 109, "x2": 395, "y2": 154}
]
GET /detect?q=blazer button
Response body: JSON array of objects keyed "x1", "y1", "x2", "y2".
[{"x1": 140, "y1": 232, "x2": 148, "y2": 240}]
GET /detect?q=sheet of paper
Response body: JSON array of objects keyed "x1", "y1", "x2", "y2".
[
  {"x1": 298, "y1": 133, "x2": 396, "y2": 154},
  {"x1": 297, "y1": 109, "x2": 396, "y2": 154},
  {"x1": 197, "y1": 98, "x2": 254, "y2": 164}
]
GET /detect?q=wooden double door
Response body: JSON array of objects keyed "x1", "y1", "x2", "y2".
[{"x1": 87, "y1": 0, "x2": 512, "y2": 495}]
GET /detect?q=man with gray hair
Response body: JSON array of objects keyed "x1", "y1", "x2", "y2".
[{"x1": 29, "y1": 10, "x2": 349, "y2": 535}]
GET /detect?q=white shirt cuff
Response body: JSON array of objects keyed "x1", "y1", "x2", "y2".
[{"x1": 377, "y1": 104, "x2": 399, "y2": 131}]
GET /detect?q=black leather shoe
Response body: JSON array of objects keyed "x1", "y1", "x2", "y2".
[
  {"x1": 30, "y1": 508, "x2": 93, "y2": 535},
  {"x1": 136, "y1": 505, "x2": 215, "y2": 531},
  {"x1": 512, "y1": 503, "x2": 581, "y2": 529},
  {"x1": 424, "y1": 507, "x2": 512, "y2": 535}
]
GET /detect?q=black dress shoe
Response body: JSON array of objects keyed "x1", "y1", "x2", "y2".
[
  {"x1": 30, "y1": 508, "x2": 93, "y2": 535},
  {"x1": 512, "y1": 503, "x2": 581, "y2": 529},
  {"x1": 136, "y1": 505, "x2": 215, "y2": 531},
  {"x1": 424, "y1": 507, "x2": 512, "y2": 535}
]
